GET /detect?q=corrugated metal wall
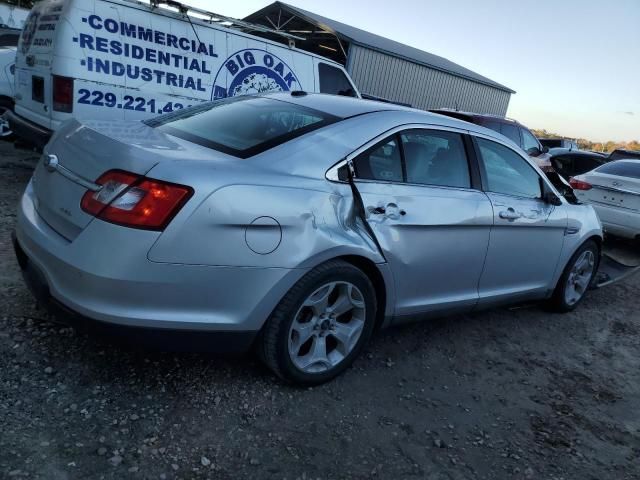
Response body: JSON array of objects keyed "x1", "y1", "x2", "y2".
[{"x1": 347, "y1": 45, "x2": 511, "y2": 116}]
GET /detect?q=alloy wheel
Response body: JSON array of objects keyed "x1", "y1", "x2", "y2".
[
  {"x1": 564, "y1": 250, "x2": 596, "y2": 306},
  {"x1": 288, "y1": 281, "x2": 366, "y2": 374}
]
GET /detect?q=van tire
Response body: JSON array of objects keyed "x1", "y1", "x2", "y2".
[{"x1": 0, "y1": 98, "x2": 15, "y2": 141}]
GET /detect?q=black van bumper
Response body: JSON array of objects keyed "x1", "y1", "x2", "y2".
[{"x1": 3, "y1": 110, "x2": 52, "y2": 150}]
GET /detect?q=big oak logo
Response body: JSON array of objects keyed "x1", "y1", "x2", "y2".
[{"x1": 212, "y1": 49, "x2": 302, "y2": 100}]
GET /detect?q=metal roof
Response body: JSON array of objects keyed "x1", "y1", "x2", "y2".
[{"x1": 247, "y1": 2, "x2": 515, "y2": 94}]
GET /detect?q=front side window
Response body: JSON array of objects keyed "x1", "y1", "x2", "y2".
[
  {"x1": 501, "y1": 123, "x2": 521, "y2": 146},
  {"x1": 477, "y1": 138, "x2": 542, "y2": 199},
  {"x1": 149, "y1": 96, "x2": 339, "y2": 158},
  {"x1": 353, "y1": 137, "x2": 403, "y2": 182},
  {"x1": 401, "y1": 130, "x2": 470, "y2": 188},
  {"x1": 521, "y1": 128, "x2": 541, "y2": 155},
  {"x1": 318, "y1": 63, "x2": 357, "y2": 97}
]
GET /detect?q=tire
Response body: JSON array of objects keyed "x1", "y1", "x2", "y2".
[
  {"x1": 259, "y1": 259, "x2": 377, "y2": 385},
  {"x1": 548, "y1": 240, "x2": 600, "y2": 313},
  {"x1": 0, "y1": 103, "x2": 15, "y2": 141}
]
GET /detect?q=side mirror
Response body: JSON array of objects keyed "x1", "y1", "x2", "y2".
[
  {"x1": 541, "y1": 145, "x2": 549, "y2": 154},
  {"x1": 528, "y1": 147, "x2": 542, "y2": 157}
]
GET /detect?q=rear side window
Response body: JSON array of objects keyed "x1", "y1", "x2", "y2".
[
  {"x1": 150, "y1": 97, "x2": 339, "y2": 158},
  {"x1": 353, "y1": 129, "x2": 471, "y2": 189},
  {"x1": 595, "y1": 161, "x2": 640, "y2": 179},
  {"x1": 354, "y1": 137, "x2": 403, "y2": 182},
  {"x1": 318, "y1": 63, "x2": 357, "y2": 97},
  {"x1": 501, "y1": 123, "x2": 521, "y2": 146},
  {"x1": 401, "y1": 130, "x2": 470, "y2": 188},
  {"x1": 477, "y1": 138, "x2": 541, "y2": 199}
]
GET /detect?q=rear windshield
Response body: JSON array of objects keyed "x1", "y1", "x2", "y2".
[
  {"x1": 147, "y1": 96, "x2": 340, "y2": 158},
  {"x1": 595, "y1": 161, "x2": 640, "y2": 179}
]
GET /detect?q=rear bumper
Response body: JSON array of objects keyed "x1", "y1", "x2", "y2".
[
  {"x1": 3, "y1": 109, "x2": 52, "y2": 149},
  {"x1": 591, "y1": 203, "x2": 640, "y2": 240},
  {"x1": 14, "y1": 181, "x2": 309, "y2": 350},
  {"x1": 12, "y1": 231, "x2": 257, "y2": 352}
]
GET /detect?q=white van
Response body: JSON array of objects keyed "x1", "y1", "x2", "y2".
[
  {"x1": 6, "y1": 0, "x2": 360, "y2": 148},
  {"x1": 0, "y1": 46, "x2": 16, "y2": 137}
]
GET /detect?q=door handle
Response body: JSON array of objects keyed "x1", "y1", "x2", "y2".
[
  {"x1": 369, "y1": 203, "x2": 406, "y2": 218},
  {"x1": 499, "y1": 208, "x2": 521, "y2": 221}
]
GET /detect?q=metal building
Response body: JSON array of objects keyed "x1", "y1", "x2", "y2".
[{"x1": 245, "y1": 2, "x2": 514, "y2": 115}]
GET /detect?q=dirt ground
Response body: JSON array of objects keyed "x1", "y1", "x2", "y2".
[{"x1": 1, "y1": 140, "x2": 639, "y2": 480}]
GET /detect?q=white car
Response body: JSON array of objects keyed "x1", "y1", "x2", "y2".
[
  {"x1": 0, "y1": 46, "x2": 16, "y2": 138},
  {"x1": 571, "y1": 159, "x2": 640, "y2": 241}
]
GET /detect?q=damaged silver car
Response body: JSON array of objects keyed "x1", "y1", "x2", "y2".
[{"x1": 14, "y1": 93, "x2": 603, "y2": 384}]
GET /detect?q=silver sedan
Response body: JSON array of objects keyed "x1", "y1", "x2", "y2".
[{"x1": 14, "y1": 93, "x2": 603, "y2": 384}]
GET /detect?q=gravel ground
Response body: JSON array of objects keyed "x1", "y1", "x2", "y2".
[{"x1": 1, "y1": 140, "x2": 639, "y2": 480}]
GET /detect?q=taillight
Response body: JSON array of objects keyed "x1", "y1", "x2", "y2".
[
  {"x1": 81, "y1": 170, "x2": 193, "y2": 230},
  {"x1": 569, "y1": 177, "x2": 593, "y2": 191},
  {"x1": 52, "y1": 75, "x2": 74, "y2": 113}
]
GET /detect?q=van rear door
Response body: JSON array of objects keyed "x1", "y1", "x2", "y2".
[{"x1": 14, "y1": 1, "x2": 62, "y2": 130}]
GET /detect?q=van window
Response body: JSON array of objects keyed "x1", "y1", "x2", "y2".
[
  {"x1": 318, "y1": 63, "x2": 357, "y2": 97},
  {"x1": 149, "y1": 96, "x2": 339, "y2": 159}
]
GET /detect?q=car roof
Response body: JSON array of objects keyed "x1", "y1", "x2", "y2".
[{"x1": 266, "y1": 93, "x2": 503, "y2": 137}]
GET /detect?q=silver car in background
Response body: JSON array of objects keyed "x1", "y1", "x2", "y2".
[{"x1": 14, "y1": 93, "x2": 603, "y2": 384}]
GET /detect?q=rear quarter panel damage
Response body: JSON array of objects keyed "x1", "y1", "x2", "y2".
[{"x1": 147, "y1": 182, "x2": 385, "y2": 270}]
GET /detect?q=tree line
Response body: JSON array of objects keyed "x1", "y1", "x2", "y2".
[{"x1": 532, "y1": 129, "x2": 640, "y2": 154}]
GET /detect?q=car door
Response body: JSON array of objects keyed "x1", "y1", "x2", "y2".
[
  {"x1": 474, "y1": 136, "x2": 567, "y2": 306},
  {"x1": 349, "y1": 127, "x2": 494, "y2": 318}
]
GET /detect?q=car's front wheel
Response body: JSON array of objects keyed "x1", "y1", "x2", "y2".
[
  {"x1": 260, "y1": 260, "x2": 377, "y2": 385},
  {"x1": 548, "y1": 240, "x2": 599, "y2": 312}
]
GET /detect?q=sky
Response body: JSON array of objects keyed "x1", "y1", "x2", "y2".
[{"x1": 188, "y1": 0, "x2": 639, "y2": 142}]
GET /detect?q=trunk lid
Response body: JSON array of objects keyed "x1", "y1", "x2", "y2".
[
  {"x1": 32, "y1": 119, "x2": 193, "y2": 240},
  {"x1": 584, "y1": 172, "x2": 640, "y2": 212}
]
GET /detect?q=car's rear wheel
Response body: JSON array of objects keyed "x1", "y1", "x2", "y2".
[
  {"x1": 260, "y1": 260, "x2": 377, "y2": 385},
  {"x1": 548, "y1": 240, "x2": 599, "y2": 312}
]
